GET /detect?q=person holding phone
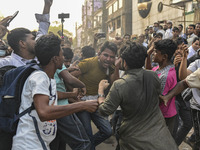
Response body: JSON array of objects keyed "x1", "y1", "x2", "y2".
[{"x1": 0, "y1": 16, "x2": 12, "y2": 39}]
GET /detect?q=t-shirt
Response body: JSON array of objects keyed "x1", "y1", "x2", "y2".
[
  {"x1": 152, "y1": 65, "x2": 177, "y2": 118},
  {"x1": 78, "y1": 56, "x2": 114, "y2": 95},
  {"x1": 12, "y1": 71, "x2": 57, "y2": 150},
  {"x1": 54, "y1": 64, "x2": 69, "y2": 105},
  {"x1": 187, "y1": 59, "x2": 200, "y2": 110}
]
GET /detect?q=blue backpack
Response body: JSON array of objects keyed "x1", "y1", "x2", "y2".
[{"x1": 0, "y1": 62, "x2": 48, "y2": 150}]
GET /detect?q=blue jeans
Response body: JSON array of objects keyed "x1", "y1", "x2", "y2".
[
  {"x1": 76, "y1": 110, "x2": 112, "y2": 150},
  {"x1": 50, "y1": 113, "x2": 91, "y2": 150}
]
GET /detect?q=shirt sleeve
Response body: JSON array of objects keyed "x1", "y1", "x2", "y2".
[
  {"x1": 186, "y1": 68, "x2": 200, "y2": 89},
  {"x1": 98, "y1": 81, "x2": 122, "y2": 116},
  {"x1": 187, "y1": 60, "x2": 199, "y2": 72},
  {"x1": 35, "y1": 14, "x2": 50, "y2": 40}
]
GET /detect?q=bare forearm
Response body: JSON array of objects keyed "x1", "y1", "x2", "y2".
[
  {"x1": 145, "y1": 55, "x2": 152, "y2": 70},
  {"x1": 37, "y1": 102, "x2": 89, "y2": 121},
  {"x1": 166, "y1": 80, "x2": 188, "y2": 100},
  {"x1": 179, "y1": 57, "x2": 188, "y2": 80},
  {"x1": 57, "y1": 91, "x2": 76, "y2": 100}
]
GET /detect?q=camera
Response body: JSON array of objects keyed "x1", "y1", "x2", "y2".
[{"x1": 58, "y1": 13, "x2": 70, "y2": 19}]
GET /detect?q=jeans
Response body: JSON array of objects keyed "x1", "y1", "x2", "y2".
[
  {"x1": 76, "y1": 110, "x2": 112, "y2": 150},
  {"x1": 174, "y1": 99, "x2": 192, "y2": 145},
  {"x1": 50, "y1": 113, "x2": 91, "y2": 150}
]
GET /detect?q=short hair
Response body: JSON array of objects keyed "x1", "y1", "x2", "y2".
[
  {"x1": 123, "y1": 33, "x2": 131, "y2": 38},
  {"x1": 175, "y1": 37, "x2": 188, "y2": 45},
  {"x1": 178, "y1": 24, "x2": 183, "y2": 29},
  {"x1": 172, "y1": 26, "x2": 179, "y2": 32},
  {"x1": 154, "y1": 39, "x2": 177, "y2": 61},
  {"x1": 192, "y1": 37, "x2": 199, "y2": 44},
  {"x1": 99, "y1": 41, "x2": 117, "y2": 54},
  {"x1": 81, "y1": 46, "x2": 95, "y2": 59},
  {"x1": 120, "y1": 42, "x2": 147, "y2": 69},
  {"x1": 188, "y1": 24, "x2": 195, "y2": 29},
  {"x1": 63, "y1": 48, "x2": 74, "y2": 60},
  {"x1": 7, "y1": 28, "x2": 32, "y2": 53},
  {"x1": 155, "y1": 32, "x2": 163, "y2": 38},
  {"x1": 35, "y1": 34, "x2": 61, "y2": 66}
]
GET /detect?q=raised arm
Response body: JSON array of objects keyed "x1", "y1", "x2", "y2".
[{"x1": 35, "y1": 0, "x2": 53, "y2": 40}]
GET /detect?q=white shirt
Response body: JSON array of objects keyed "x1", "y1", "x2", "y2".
[
  {"x1": 187, "y1": 33, "x2": 198, "y2": 47},
  {"x1": 12, "y1": 71, "x2": 57, "y2": 150},
  {"x1": 0, "y1": 13, "x2": 50, "y2": 68},
  {"x1": 187, "y1": 45, "x2": 197, "y2": 59},
  {"x1": 164, "y1": 28, "x2": 173, "y2": 39}
]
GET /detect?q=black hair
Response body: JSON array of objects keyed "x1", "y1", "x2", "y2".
[
  {"x1": 175, "y1": 37, "x2": 188, "y2": 45},
  {"x1": 155, "y1": 32, "x2": 163, "y2": 38},
  {"x1": 99, "y1": 41, "x2": 117, "y2": 54},
  {"x1": 178, "y1": 24, "x2": 183, "y2": 29},
  {"x1": 192, "y1": 37, "x2": 199, "y2": 44},
  {"x1": 81, "y1": 46, "x2": 95, "y2": 59},
  {"x1": 123, "y1": 33, "x2": 131, "y2": 38},
  {"x1": 63, "y1": 48, "x2": 74, "y2": 60},
  {"x1": 120, "y1": 42, "x2": 147, "y2": 69},
  {"x1": 172, "y1": 26, "x2": 179, "y2": 32},
  {"x1": 188, "y1": 24, "x2": 196, "y2": 29},
  {"x1": 154, "y1": 39, "x2": 177, "y2": 61},
  {"x1": 7, "y1": 28, "x2": 32, "y2": 54},
  {"x1": 35, "y1": 34, "x2": 61, "y2": 66}
]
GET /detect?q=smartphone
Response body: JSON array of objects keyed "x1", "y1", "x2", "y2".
[{"x1": 5, "y1": 11, "x2": 19, "y2": 27}]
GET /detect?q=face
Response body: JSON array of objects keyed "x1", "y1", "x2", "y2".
[
  {"x1": 196, "y1": 24, "x2": 200, "y2": 33},
  {"x1": 24, "y1": 33, "x2": 36, "y2": 54},
  {"x1": 123, "y1": 36, "x2": 130, "y2": 43},
  {"x1": 167, "y1": 23, "x2": 172, "y2": 29},
  {"x1": 64, "y1": 58, "x2": 72, "y2": 68},
  {"x1": 192, "y1": 40, "x2": 200, "y2": 51},
  {"x1": 152, "y1": 49, "x2": 164, "y2": 63},
  {"x1": 55, "y1": 48, "x2": 64, "y2": 70},
  {"x1": 98, "y1": 48, "x2": 115, "y2": 69},
  {"x1": 173, "y1": 30, "x2": 179, "y2": 37},
  {"x1": 174, "y1": 45, "x2": 183, "y2": 57},
  {"x1": 149, "y1": 28, "x2": 153, "y2": 34},
  {"x1": 178, "y1": 26, "x2": 183, "y2": 33},
  {"x1": 187, "y1": 26, "x2": 194, "y2": 35},
  {"x1": 156, "y1": 36, "x2": 162, "y2": 41}
]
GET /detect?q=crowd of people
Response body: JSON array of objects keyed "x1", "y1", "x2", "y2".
[{"x1": 0, "y1": 1, "x2": 200, "y2": 150}]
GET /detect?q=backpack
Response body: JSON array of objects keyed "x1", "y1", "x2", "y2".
[{"x1": 0, "y1": 62, "x2": 48, "y2": 150}]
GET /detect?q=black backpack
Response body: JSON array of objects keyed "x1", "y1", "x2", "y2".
[{"x1": 0, "y1": 62, "x2": 47, "y2": 150}]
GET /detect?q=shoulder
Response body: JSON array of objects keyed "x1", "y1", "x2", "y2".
[{"x1": 0, "y1": 56, "x2": 13, "y2": 67}]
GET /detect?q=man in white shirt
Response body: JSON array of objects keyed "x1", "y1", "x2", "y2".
[
  {"x1": 187, "y1": 24, "x2": 198, "y2": 47},
  {"x1": 0, "y1": 0, "x2": 52, "y2": 68},
  {"x1": 12, "y1": 33, "x2": 98, "y2": 150}
]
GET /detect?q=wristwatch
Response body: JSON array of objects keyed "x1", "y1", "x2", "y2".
[{"x1": 98, "y1": 94, "x2": 105, "y2": 98}]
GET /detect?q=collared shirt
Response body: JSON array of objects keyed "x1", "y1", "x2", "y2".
[
  {"x1": 0, "y1": 13, "x2": 49, "y2": 68},
  {"x1": 187, "y1": 45, "x2": 197, "y2": 59},
  {"x1": 187, "y1": 33, "x2": 198, "y2": 47}
]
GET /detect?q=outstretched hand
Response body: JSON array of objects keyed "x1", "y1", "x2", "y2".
[
  {"x1": 84, "y1": 100, "x2": 99, "y2": 113},
  {"x1": 159, "y1": 95, "x2": 169, "y2": 106}
]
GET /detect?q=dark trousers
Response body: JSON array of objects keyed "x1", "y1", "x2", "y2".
[
  {"x1": 174, "y1": 100, "x2": 193, "y2": 145},
  {"x1": 50, "y1": 113, "x2": 91, "y2": 150},
  {"x1": 165, "y1": 115, "x2": 177, "y2": 136}
]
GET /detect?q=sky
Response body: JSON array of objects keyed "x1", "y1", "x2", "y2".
[{"x1": 0, "y1": 0, "x2": 85, "y2": 37}]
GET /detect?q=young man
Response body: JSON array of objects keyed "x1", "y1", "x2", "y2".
[
  {"x1": 71, "y1": 41, "x2": 119, "y2": 150},
  {"x1": 187, "y1": 24, "x2": 198, "y2": 47},
  {"x1": 97, "y1": 41, "x2": 178, "y2": 150},
  {"x1": 0, "y1": 0, "x2": 52, "y2": 68},
  {"x1": 50, "y1": 47, "x2": 91, "y2": 150},
  {"x1": 12, "y1": 34, "x2": 98, "y2": 150}
]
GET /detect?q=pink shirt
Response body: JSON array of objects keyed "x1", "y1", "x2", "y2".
[{"x1": 152, "y1": 65, "x2": 177, "y2": 118}]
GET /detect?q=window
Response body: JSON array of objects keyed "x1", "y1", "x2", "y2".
[
  {"x1": 113, "y1": 1, "x2": 118, "y2": 12},
  {"x1": 109, "y1": 6, "x2": 112, "y2": 15},
  {"x1": 119, "y1": 0, "x2": 123, "y2": 8}
]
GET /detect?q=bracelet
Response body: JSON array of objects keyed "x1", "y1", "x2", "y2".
[{"x1": 98, "y1": 94, "x2": 105, "y2": 98}]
